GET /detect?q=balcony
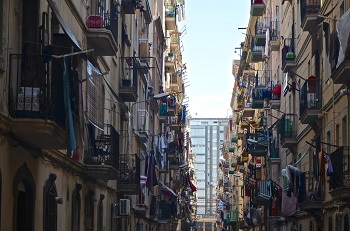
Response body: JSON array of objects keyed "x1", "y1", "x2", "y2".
[
  {"x1": 249, "y1": 143, "x2": 268, "y2": 157},
  {"x1": 270, "y1": 83, "x2": 281, "y2": 109},
  {"x1": 269, "y1": 21, "x2": 280, "y2": 51},
  {"x1": 300, "y1": 0, "x2": 320, "y2": 32},
  {"x1": 249, "y1": 130, "x2": 269, "y2": 157},
  {"x1": 117, "y1": 154, "x2": 141, "y2": 195},
  {"x1": 165, "y1": 5, "x2": 176, "y2": 30},
  {"x1": 329, "y1": 147, "x2": 350, "y2": 202},
  {"x1": 167, "y1": 97, "x2": 176, "y2": 116},
  {"x1": 281, "y1": 38, "x2": 296, "y2": 73},
  {"x1": 159, "y1": 103, "x2": 168, "y2": 123},
  {"x1": 280, "y1": 114, "x2": 297, "y2": 149},
  {"x1": 254, "y1": 17, "x2": 269, "y2": 46},
  {"x1": 252, "y1": 180, "x2": 272, "y2": 205},
  {"x1": 298, "y1": 175, "x2": 322, "y2": 212},
  {"x1": 250, "y1": 0, "x2": 266, "y2": 17},
  {"x1": 119, "y1": 62, "x2": 138, "y2": 102},
  {"x1": 170, "y1": 73, "x2": 181, "y2": 92},
  {"x1": 249, "y1": 43, "x2": 264, "y2": 63},
  {"x1": 165, "y1": 54, "x2": 176, "y2": 73},
  {"x1": 251, "y1": 86, "x2": 268, "y2": 109},
  {"x1": 84, "y1": 124, "x2": 119, "y2": 180},
  {"x1": 86, "y1": 13, "x2": 118, "y2": 56},
  {"x1": 299, "y1": 77, "x2": 321, "y2": 124},
  {"x1": 121, "y1": 0, "x2": 138, "y2": 14},
  {"x1": 170, "y1": 32, "x2": 181, "y2": 52},
  {"x1": 168, "y1": 116, "x2": 179, "y2": 131},
  {"x1": 139, "y1": 39, "x2": 150, "y2": 58},
  {"x1": 269, "y1": 138, "x2": 280, "y2": 164},
  {"x1": 8, "y1": 54, "x2": 69, "y2": 149},
  {"x1": 330, "y1": 59, "x2": 350, "y2": 84},
  {"x1": 135, "y1": 193, "x2": 148, "y2": 215},
  {"x1": 135, "y1": 109, "x2": 149, "y2": 143}
]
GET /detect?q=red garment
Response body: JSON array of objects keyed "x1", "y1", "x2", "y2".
[{"x1": 271, "y1": 84, "x2": 282, "y2": 96}]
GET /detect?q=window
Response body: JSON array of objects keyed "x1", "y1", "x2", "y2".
[
  {"x1": 336, "y1": 124, "x2": 340, "y2": 147},
  {"x1": 43, "y1": 174, "x2": 58, "y2": 231},
  {"x1": 87, "y1": 61, "x2": 105, "y2": 130},
  {"x1": 13, "y1": 164, "x2": 36, "y2": 231},
  {"x1": 342, "y1": 117, "x2": 347, "y2": 147},
  {"x1": 0, "y1": 169, "x2": 1, "y2": 231},
  {"x1": 328, "y1": 217, "x2": 332, "y2": 231},
  {"x1": 327, "y1": 131, "x2": 331, "y2": 155},
  {"x1": 97, "y1": 194, "x2": 105, "y2": 231},
  {"x1": 344, "y1": 214, "x2": 349, "y2": 231},
  {"x1": 136, "y1": 221, "x2": 143, "y2": 231},
  {"x1": 309, "y1": 221, "x2": 313, "y2": 231},
  {"x1": 72, "y1": 184, "x2": 82, "y2": 231},
  {"x1": 85, "y1": 191, "x2": 95, "y2": 231}
]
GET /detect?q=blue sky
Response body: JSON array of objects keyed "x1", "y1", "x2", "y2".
[{"x1": 180, "y1": 1, "x2": 250, "y2": 118}]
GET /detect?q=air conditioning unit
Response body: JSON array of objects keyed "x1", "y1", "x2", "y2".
[{"x1": 119, "y1": 199, "x2": 130, "y2": 216}]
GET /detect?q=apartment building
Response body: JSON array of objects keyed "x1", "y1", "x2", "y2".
[
  {"x1": 189, "y1": 118, "x2": 229, "y2": 230},
  {"x1": 219, "y1": 0, "x2": 350, "y2": 231},
  {"x1": 0, "y1": 0, "x2": 196, "y2": 230}
]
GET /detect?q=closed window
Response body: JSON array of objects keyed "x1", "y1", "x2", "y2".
[
  {"x1": 72, "y1": 184, "x2": 82, "y2": 231},
  {"x1": 328, "y1": 217, "x2": 332, "y2": 231},
  {"x1": 85, "y1": 191, "x2": 95, "y2": 231},
  {"x1": 97, "y1": 194, "x2": 104, "y2": 231}
]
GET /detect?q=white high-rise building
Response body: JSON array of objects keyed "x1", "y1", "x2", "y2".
[{"x1": 189, "y1": 118, "x2": 229, "y2": 215}]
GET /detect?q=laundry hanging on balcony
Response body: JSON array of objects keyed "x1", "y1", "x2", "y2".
[
  {"x1": 155, "y1": 135, "x2": 167, "y2": 169},
  {"x1": 145, "y1": 151, "x2": 158, "y2": 189},
  {"x1": 336, "y1": 8, "x2": 350, "y2": 67},
  {"x1": 160, "y1": 181, "x2": 177, "y2": 199},
  {"x1": 271, "y1": 84, "x2": 281, "y2": 96},
  {"x1": 187, "y1": 174, "x2": 197, "y2": 192},
  {"x1": 140, "y1": 175, "x2": 147, "y2": 185}
]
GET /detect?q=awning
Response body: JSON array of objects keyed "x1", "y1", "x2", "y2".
[
  {"x1": 47, "y1": 0, "x2": 82, "y2": 50},
  {"x1": 160, "y1": 181, "x2": 177, "y2": 198}
]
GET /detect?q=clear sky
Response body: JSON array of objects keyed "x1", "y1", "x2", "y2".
[{"x1": 180, "y1": 1, "x2": 250, "y2": 118}]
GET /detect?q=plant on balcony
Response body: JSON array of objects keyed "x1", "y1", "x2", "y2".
[{"x1": 286, "y1": 51, "x2": 296, "y2": 60}]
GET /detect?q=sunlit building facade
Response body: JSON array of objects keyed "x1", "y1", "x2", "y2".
[{"x1": 189, "y1": 118, "x2": 229, "y2": 230}]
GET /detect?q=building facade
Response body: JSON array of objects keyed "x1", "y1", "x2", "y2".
[
  {"x1": 220, "y1": 0, "x2": 350, "y2": 231},
  {"x1": 0, "y1": 0, "x2": 196, "y2": 230},
  {"x1": 189, "y1": 118, "x2": 229, "y2": 230}
]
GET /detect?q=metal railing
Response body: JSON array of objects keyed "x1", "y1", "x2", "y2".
[
  {"x1": 86, "y1": 10, "x2": 118, "y2": 45},
  {"x1": 84, "y1": 124, "x2": 120, "y2": 169},
  {"x1": 255, "y1": 17, "x2": 270, "y2": 35},
  {"x1": 280, "y1": 114, "x2": 297, "y2": 140},
  {"x1": 281, "y1": 38, "x2": 295, "y2": 62},
  {"x1": 119, "y1": 154, "x2": 140, "y2": 186},
  {"x1": 8, "y1": 54, "x2": 66, "y2": 126},
  {"x1": 300, "y1": 0, "x2": 320, "y2": 23},
  {"x1": 269, "y1": 20, "x2": 280, "y2": 41},
  {"x1": 299, "y1": 78, "x2": 321, "y2": 116}
]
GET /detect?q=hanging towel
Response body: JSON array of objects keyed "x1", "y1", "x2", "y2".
[
  {"x1": 177, "y1": 5, "x2": 182, "y2": 22},
  {"x1": 264, "y1": 29, "x2": 269, "y2": 57}
]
